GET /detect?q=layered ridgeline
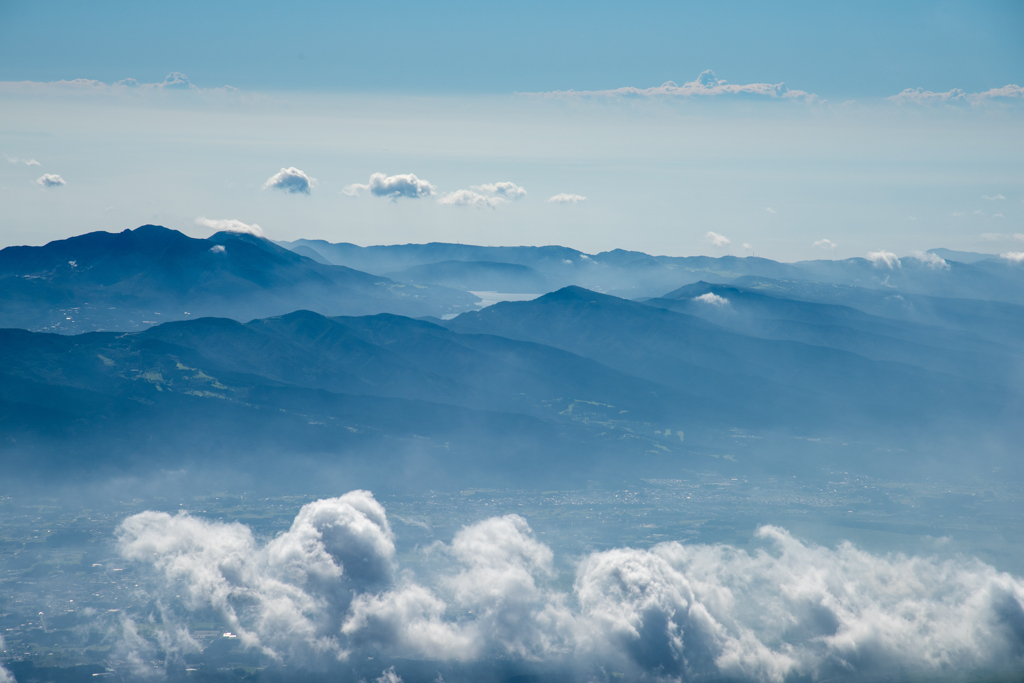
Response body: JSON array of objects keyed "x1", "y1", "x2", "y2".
[
  {"x1": 0, "y1": 225, "x2": 478, "y2": 333},
  {"x1": 282, "y1": 238, "x2": 1024, "y2": 303},
  {"x1": 2, "y1": 287, "x2": 1021, "y2": 488}
]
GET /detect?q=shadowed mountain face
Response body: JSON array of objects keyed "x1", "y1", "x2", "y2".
[{"x1": 0, "y1": 226, "x2": 479, "y2": 334}]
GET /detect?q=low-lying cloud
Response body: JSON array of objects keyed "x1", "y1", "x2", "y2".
[
  {"x1": 264, "y1": 167, "x2": 315, "y2": 194},
  {"x1": 909, "y1": 251, "x2": 950, "y2": 270},
  {"x1": 694, "y1": 292, "x2": 729, "y2": 306},
  {"x1": 1001, "y1": 252, "x2": 1024, "y2": 264},
  {"x1": 195, "y1": 217, "x2": 264, "y2": 236},
  {"x1": 344, "y1": 173, "x2": 436, "y2": 200},
  {"x1": 866, "y1": 250, "x2": 901, "y2": 269},
  {"x1": 113, "y1": 492, "x2": 1024, "y2": 682},
  {"x1": 0, "y1": 72, "x2": 238, "y2": 96},
  {"x1": 36, "y1": 173, "x2": 66, "y2": 187},
  {"x1": 531, "y1": 70, "x2": 817, "y2": 102}
]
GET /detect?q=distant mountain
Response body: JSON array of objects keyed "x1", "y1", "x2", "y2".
[
  {"x1": 280, "y1": 239, "x2": 1024, "y2": 303},
  {"x1": 644, "y1": 281, "x2": 1023, "y2": 389},
  {"x1": 444, "y1": 286, "x2": 1022, "y2": 449},
  {"x1": 0, "y1": 226, "x2": 479, "y2": 334},
  {"x1": 383, "y1": 260, "x2": 552, "y2": 292},
  {"x1": 928, "y1": 248, "x2": 1000, "y2": 264}
]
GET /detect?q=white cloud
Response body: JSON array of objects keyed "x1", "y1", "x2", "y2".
[
  {"x1": 992, "y1": 213, "x2": 1005, "y2": 219},
  {"x1": 982, "y1": 194, "x2": 1006, "y2": 201},
  {"x1": 742, "y1": 243, "x2": 753, "y2": 251},
  {"x1": 115, "y1": 493, "x2": 1024, "y2": 682},
  {"x1": 36, "y1": 173, "x2": 65, "y2": 187},
  {"x1": 5, "y1": 155, "x2": 40, "y2": 166},
  {"x1": 764, "y1": 207, "x2": 775, "y2": 214},
  {"x1": 438, "y1": 189, "x2": 506, "y2": 209},
  {"x1": 694, "y1": 292, "x2": 729, "y2": 306},
  {"x1": 952, "y1": 211, "x2": 966, "y2": 217},
  {"x1": 264, "y1": 167, "x2": 315, "y2": 194},
  {"x1": 195, "y1": 217, "x2": 264, "y2": 236},
  {"x1": 532, "y1": 70, "x2": 817, "y2": 102},
  {"x1": 344, "y1": 172, "x2": 435, "y2": 200},
  {"x1": 1000, "y1": 252, "x2": 1024, "y2": 264},
  {"x1": 548, "y1": 193, "x2": 586, "y2": 204},
  {"x1": 889, "y1": 84, "x2": 1024, "y2": 105},
  {"x1": 209, "y1": 245, "x2": 226, "y2": 254},
  {"x1": 472, "y1": 181, "x2": 527, "y2": 200},
  {"x1": 705, "y1": 231, "x2": 730, "y2": 248},
  {"x1": 866, "y1": 250, "x2": 901, "y2": 269},
  {"x1": 909, "y1": 251, "x2": 950, "y2": 270},
  {"x1": 813, "y1": 239, "x2": 837, "y2": 250}
]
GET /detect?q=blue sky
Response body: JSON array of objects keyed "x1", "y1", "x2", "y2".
[{"x1": 0, "y1": 1, "x2": 1022, "y2": 259}]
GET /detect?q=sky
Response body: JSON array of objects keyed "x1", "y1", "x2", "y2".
[{"x1": 1, "y1": 0, "x2": 1022, "y2": 260}]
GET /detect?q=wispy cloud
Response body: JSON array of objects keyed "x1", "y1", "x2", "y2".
[
  {"x1": 264, "y1": 167, "x2": 315, "y2": 194},
  {"x1": 195, "y1": 217, "x2": 264, "y2": 236},
  {"x1": 344, "y1": 173, "x2": 435, "y2": 200},
  {"x1": 889, "y1": 84, "x2": 1024, "y2": 105},
  {"x1": 813, "y1": 238, "x2": 837, "y2": 251},
  {"x1": 35, "y1": 173, "x2": 65, "y2": 187},
  {"x1": 764, "y1": 207, "x2": 775, "y2": 214},
  {"x1": 472, "y1": 181, "x2": 527, "y2": 200},
  {"x1": 982, "y1": 194, "x2": 1006, "y2": 201},
  {"x1": 705, "y1": 231, "x2": 730, "y2": 248},
  {"x1": 5, "y1": 155, "x2": 40, "y2": 166},
  {"x1": 530, "y1": 70, "x2": 817, "y2": 102},
  {"x1": 548, "y1": 193, "x2": 586, "y2": 204},
  {"x1": 909, "y1": 251, "x2": 950, "y2": 270},
  {"x1": 980, "y1": 232, "x2": 1024, "y2": 242},
  {"x1": 438, "y1": 189, "x2": 505, "y2": 209},
  {"x1": 0, "y1": 72, "x2": 238, "y2": 95}
]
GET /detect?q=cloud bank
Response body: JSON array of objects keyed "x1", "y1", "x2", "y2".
[
  {"x1": 0, "y1": 72, "x2": 238, "y2": 96},
  {"x1": 264, "y1": 167, "x2": 315, "y2": 194},
  {"x1": 35, "y1": 173, "x2": 65, "y2": 187},
  {"x1": 532, "y1": 70, "x2": 817, "y2": 102},
  {"x1": 1001, "y1": 252, "x2": 1024, "y2": 264},
  {"x1": 114, "y1": 492, "x2": 1024, "y2": 682},
  {"x1": 889, "y1": 84, "x2": 1024, "y2": 105},
  {"x1": 345, "y1": 173, "x2": 435, "y2": 200}
]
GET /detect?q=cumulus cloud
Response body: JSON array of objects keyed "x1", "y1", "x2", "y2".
[
  {"x1": 1001, "y1": 252, "x2": 1024, "y2": 264},
  {"x1": 195, "y1": 217, "x2": 264, "y2": 236},
  {"x1": 438, "y1": 189, "x2": 505, "y2": 209},
  {"x1": 532, "y1": 70, "x2": 817, "y2": 102},
  {"x1": 264, "y1": 167, "x2": 315, "y2": 194},
  {"x1": 113, "y1": 493, "x2": 1024, "y2": 682},
  {"x1": 909, "y1": 251, "x2": 950, "y2": 270},
  {"x1": 36, "y1": 173, "x2": 65, "y2": 187},
  {"x1": 344, "y1": 172, "x2": 436, "y2": 200},
  {"x1": 982, "y1": 194, "x2": 1006, "y2": 201},
  {"x1": 866, "y1": 250, "x2": 901, "y2": 269},
  {"x1": 5, "y1": 155, "x2": 40, "y2": 166},
  {"x1": 472, "y1": 181, "x2": 527, "y2": 200},
  {"x1": 548, "y1": 193, "x2": 586, "y2": 204},
  {"x1": 705, "y1": 231, "x2": 730, "y2": 248},
  {"x1": 813, "y1": 239, "x2": 837, "y2": 251},
  {"x1": 889, "y1": 84, "x2": 1024, "y2": 105},
  {"x1": 694, "y1": 292, "x2": 729, "y2": 306}
]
